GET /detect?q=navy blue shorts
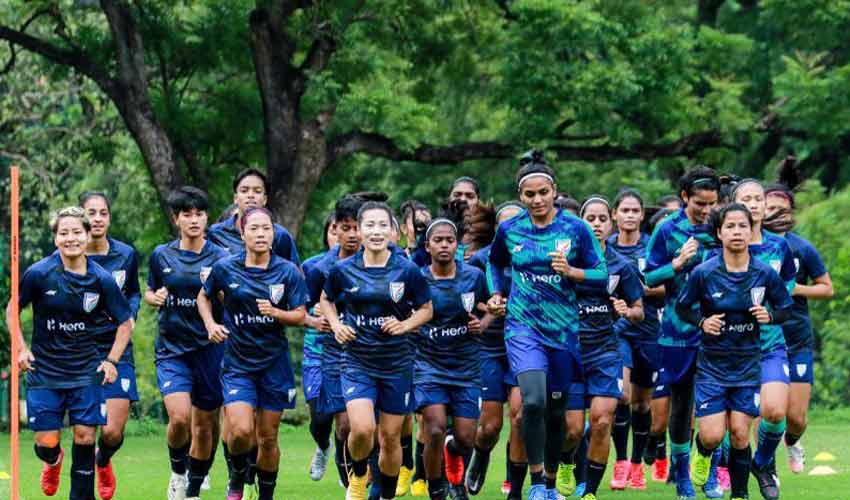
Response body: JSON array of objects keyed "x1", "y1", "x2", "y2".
[
  {"x1": 618, "y1": 337, "x2": 633, "y2": 370},
  {"x1": 627, "y1": 341, "x2": 662, "y2": 389},
  {"x1": 27, "y1": 385, "x2": 106, "y2": 431},
  {"x1": 303, "y1": 364, "x2": 322, "y2": 403},
  {"x1": 652, "y1": 367, "x2": 671, "y2": 399},
  {"x1": 318, "y1": 370, "x2": 345, "y2": 415},
  {"x1": 156, "y1": 344, "x2": 224, "y2": 411},
  {"x1": 695, "y1": 380, "x2": 760, "y2": 418},
  {"x1": 660, "y1": 345, "x2": 698, "y2": 386},
  {"x1": 221, "y1": 352, "x2": 297, "y2": 412},
  {"x1": 341, "y1": 368, "x2": 413, "y2": 415},
  {"x1": 102, "y1": 361, "x2": 139, "y2": 402},
  {"x1": 567, "y1": 364, "x2": 587, "y2": 411},
  {"x1": 506, "y1": 331, "x2": 576, "y2": 396},
  {"x1": 788, "y1": 349, "x2": 814, "y2": 385},
  {"x1": 580, "y1": 351, "x2": 623, "y2": 400},
  {"x1": 480, "y1": 355, "x2": 518, "y2": 403},
  {"x1": 761, "y1": 346, "x2": 790, "y2": 385},
  {"x1": 415, "y1": 382, "x2": 481, "y2": 419}
]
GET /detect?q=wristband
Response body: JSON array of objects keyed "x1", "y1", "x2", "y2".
[{"x1": 106, "y1": 357, "x2": 119, "y2": 366}]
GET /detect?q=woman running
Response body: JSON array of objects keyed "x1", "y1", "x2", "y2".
[
  {"x1": 415, "y1": 218, "x2": 489, "y2": 500},
  {"x1": 727, "y1": 179, "x2": 797, "y2": 500},
  {"x1": 644, "y1": 166, "x2": 720, "y2": 499},
  {"x1": 560, "y1": 196, "x2": 644, "y2": 500},
  {"x1": 605, "y1": 189, "x2": 665, "y2": 490},
  {"x1": 145, "y1": 187, "x2": 229, "y2": 500},
  {"x1": 320, "y1": 201, "x2": 433, "y2": 500},
  {"x1": 197, "y1": 207, "x2": 307, "y2": 500},
  {"x1": 763, "y1": 184, "x2": 833, "y2": 474},
  {"x1": 678, "y1": 203, "x2": 793, "y2": 500},
  {"x1": 466, "y1": 201, "x2": 528, "y2": 500},
  {"x1": 488, "y1": 151, "x2": 607, "y2": 500},
  {"x1": 449, "y1": 176, "x2": 481, "y2": 212},
  {"x1": 78, "y1": 191, "x2": 141, "y2": 499},
  {"x1": 7, "y1": 206, "x2": 133, "y2": 500}
]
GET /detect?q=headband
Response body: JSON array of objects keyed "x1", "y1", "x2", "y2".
[
  {"x1": 765, "y1": 189, "x2": 794, "y2": 204},
  {"x1": 425, "y1": 218, "x2": 458, "y2": 240},
  {"x1": 580, "y1": 196, "x2": 610, "y2": 217},
  {"x1": 692, "y1": 177, "x2": 718, "y2": 187},
  {"x1": 518, "y1": 172, "x2": 555, "y2": 189},
  {"x1": 496, "y1": 202, "x2": 524, "y2": 220}
]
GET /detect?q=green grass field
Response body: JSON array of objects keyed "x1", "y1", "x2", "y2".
[{"x1": 1, "y1": 409, "x2": 848, "y2": 499}]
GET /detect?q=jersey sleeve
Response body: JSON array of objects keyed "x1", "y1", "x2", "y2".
[
  {"x1": 126, "y1": 248, "x2": 142, "y2": 318},
  {"x1": 675, "y1": 267, "x2": 703, "y2": 327},
  {"x1": 203, "y1": 262, "x2": 226, "y2": 298},
  {"x1": 100, "y1": 272, "x2": 132, "y2": 326},
  {"x1": 778, "y1": 239, "x2": 797, "y2": 293},
  {"x1": 644, "y1": 223, "x2": 675, "y2": 287},
  {"x1": 18, "y1": 264, "x2": 43, "y2": 309},
  {"x1": 285, "y1": 267, "x2": 309, "y2": 310},
  {"x1": 802, "y1": 240, "x2": 828, "y2": 279},
  {"x1": 322, "y1": 264, "x2": 343, "y2": 302},
  {"x1": 473, "y1": 269, "x2": 489, "y2": 307},
  {"x1": 619, "y1": 262, "x2": 644, "y2": 305},
  {"x1": 305, "y1": 263, "x2": 326, "y2": 308},
  {"x1": 766, "y1": 268, "x2": 794, "y2": 323},
  {"x1": 147, "y1": 249, "x2": 162, "y2": 290},
  {"x1": 405, "y1": 264, "x2": 431, "y2": 308},
  {"x1": 487, "y1": 224, "x2": 510, "y2": 295},
  {"x1": 274, "y1": 227, "x2": 301, "y2": 267},
  {"x1": 574, "y1": 221, "x2": 607, "y2": 288}
]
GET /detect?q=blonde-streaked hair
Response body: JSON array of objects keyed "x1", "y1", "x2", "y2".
[{"x1": 50, "y1": 206, "x2": 91, "y2": 234}]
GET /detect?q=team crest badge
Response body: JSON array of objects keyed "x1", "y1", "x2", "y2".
[
  {"x1": 112, "y1": 270, "x2": 126, "y2": 289},
  {"x1": 754, "y1": 393, "x2": 760, "y2": 408},
  {"x1": 269, "y1": 284, "x2": 285, "y2": 304},
  {"x1": 750, "y1": 287, "x2": 766, "y2": 306},
  {"x1": 390, "y1": 282, "x2": 405, "y2": 303},
  {"x1": 84, "y1": 292, "x2": 100, "y2": 313},
  {"x1": 608, "y1": 275, "x2": 620, "y2": 295},
  {"x1": 770, "y1": 259, "x2": 781, "y2": 274},
  {"x1": 461, "y1": 292, "x2": 476, "y2": 313},
  {"x1": 794, "y1": 258, "x2": 800, "y2": 272},
  {"x1": 121, "y1": 378, "x2": 131, "y2": 392},
  {"x1": 638, "y1": 258, "x2": 646, "y2": 273},
  {"x1": 200, "y1": 266, "x2": 212, "y2": 284},
  {"x1": 797, "y1": 364, "x2": 807, "y2": 378},
  {"x1": 556, "y1": 239, "x2": 572, "y2": 254}
]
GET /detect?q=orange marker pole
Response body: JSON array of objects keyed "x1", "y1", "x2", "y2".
[{"x1": 9, "y1": 165, "x2": 20, "y2": 500}]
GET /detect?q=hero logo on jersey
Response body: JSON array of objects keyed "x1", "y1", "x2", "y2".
[
  {"x1": 83, "y1": 292, "x2": 100, "y2": 313},
  {"x1": 607, "y1": 275, "x2": 620, "y2": 295},
  {"x1": 750, "y1": 287, "x2": 766, "y2": 306},
  {"x1": 770, "y1": 259, "x2": 782, "y2": 274},
  {"x1": 269, "y1": 284, "x2": 285, "y2": 304},
  {"x1": 112, "y1": 270, "x2": 126, "y2": 289},
  {"x1": 556, "y1": 239, "x2": 572, "y2": 255},
  {"x1": 200, "y1": 266, "x2": 212, "y2": 284},
  {"x1": 390, "y1": 281, "x2": 405, "y2": 303},
  {"x1": 461, "y1": 292, "x2": 476, "y2": 313}
]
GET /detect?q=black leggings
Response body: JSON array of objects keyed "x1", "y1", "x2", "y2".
[
  {"x1": 668, "y1": 371, "x2": 695, "y2": 444},
  {"x1": 517, "y1": 370, "x2": 567, "y2": 472},
  {"x1": 308, "y1": 400, "x2": 334, "y2": 450}
]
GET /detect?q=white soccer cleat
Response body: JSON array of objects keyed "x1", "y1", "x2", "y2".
[
  {"x1": 201, "y1": 474, "x2": 211, "y2": 490},
  {"x1": 310, "y1": 445, "x2": 331, "y2": 481},
  {"x1": 167, "y1": 472, "x2": 187, "y2": 500},
  {"x1": 787, "y1": 441, "x2": 806, "y2": 474}
]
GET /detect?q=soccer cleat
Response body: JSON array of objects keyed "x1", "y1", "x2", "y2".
[
  {"x1": 40, "y1": 448, "x2": 63, "y2": 496},
  {"x1": 675, "y1": 456, "x2": 695, "y2": 499},
  {"x1": 346, "y1": 471, "x2": 370, "y2": 500},
  {"x1": 691, "y1": 452, "x2": 711, "y2": 487},
  {"x1": 581, "y1": 494, "x2": 597, "y2": 500},
  {"x1": 243, "y1": 482, "x2": 259, "y2": 500},
  {"x1": 545, "y1": 487, "x2": 559, "y2": 500},
  {"x1": 168, "y1": 472, "x2": 187, "y2": 500},
  {"x1": 226, "y1": 490, "x2": 243, "y2": 500},
  {"x1": 202, "y1": 474, "x2": 211, "y2": 490},
  {"x1": 556, "y1": 463, "x2": 576, "y2": 496},
  {"x1": 609, "y1": 459, "x2": 628, "y2": 490},
  {"x1": 627, "y1": 462, "x2": 646, "y2": 490},
  {"x1": 750, "y1": 461, "x2": 779, "y2": 500},
  {"x1": 448, "y1": 483, "x2": 469, "y2": 500},
  {"x1": 96, "y1": 458, "x2": 117, "y2": 500},
  {"x1": 465, "y1": 448, "x2": 490, "y2": 495},
  {"x1": 651, "y1": 457, "x2": 669, "y2": 483},
  {"x1": 717, "y1": 466, "x2": 731, "y2": 490},
  {"x1": 574, "y1": 482, "x2": 586, "y2": 497},
  {"x1": 444, "y1": 436, "x2": 465, "y2": 486},
  {"x1": 186, "y1": 497, "x2": 200, "y2": 500},
  {"x1": 528, "y1": 484, "x2": 547, "y2": 500},
  {"x1": 396, "y1": 466, "x2": 414, "y2": 496},
  {"x1": 702, "y1": 457, "x2": 724, "y2": 499},
  {"x1": 411, "y1": 479, "x2": 428, "y2": 497},
  {"x1": 310, "y1": 445, "x2": 331, "y2": 481},
  {"x1": 501, "y1": 480, "x2": 511, "y2": 495},
  {"x1": 787, "y1": 441, "x2": 805, "y2": 474}
]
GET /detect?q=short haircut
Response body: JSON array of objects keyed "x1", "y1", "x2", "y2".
[
  {"x1": 167, "y1": 186, "x2": 209, "y2": 215},
  {"x1": 679, "y1": 166, "x2": 720, "y2": 197},
  {"x1": 78, "y1": 191, "x2": 111, "y2": 211},
  {"x1": 50, "y1": 206, "x2": 91, "y2": 234},
  {"x1": 233, "y1": 168, "x2": 269, "y2": 194},
  {"x1": 613, "y1": 188, "x2": 644, "y2": 210}
]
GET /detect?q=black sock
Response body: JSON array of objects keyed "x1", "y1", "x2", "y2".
[
  {"x1": 246, "y1": 446, "x2": 258, "y2": 485},
  {"x1": 585, "y1": 460, "x2": 606, "y2": 495},
  {"x1": 656, "y1": 432, "x2": 667, "y2": 460},
  {"x1": 428, "y1": 477, "x2": 448, "y2": 499},
  {"x1": 169, "y1": 443, "x2": 190, "y2": 475},
  {"x1": 645, "y1": 433, "x2": 660, "y2": 465},
  {"x1": 256, "y1": 467, "x2": 278, "y2": 500},
  {"x1": 630, "y1": 410, "x2": 651, "y2": 464},
  {"x1": 729, "y1": 446, "x2": 751, "y2": 499},
  {"x1": 530, "y1": 469, "x2": 545, "y2": 486},
  {"x1": 414, "y1": 439, "x2": 426, "y2": 481},
  {"x1": 186, "y1": 455, "x2": 214, "y2": 497},
  {"x1": 222, "y1": 440, "x2": 234, "y2": 477},
  {"x1": 613, "y1": 404, "x2": 631, "y2": 461},
  {"x1": 401, "y1": 434, "x2": 414, "y2": 469},
  {"x1": 335, "y1": 435, "x2": 350, "y2": 487},
  {"x1": 696, "y1": 434, "x2": 716, "y2": 458},
  {"x1": 380, "y1": 471, "x2": 399, "y2": 499},
  {"x1": 69, "y1": 443, "x2": 96, "y2": 500},
  {"x1": 229, "y1": 451, "x2": 249, "y2": 491},
  {"x1": 96, "y1": 435, "x2": 124, "y2": 468},
  {"x1": 446, "y1": 436, "x2": 468, "y2": 457},
  {"x1": 509, "y1": 461, "x2": 527, "y2": 494},
  {"x1": 545, "y1": 474, "x2": 556, "y2": 489},
  {"x1": 575, "y1": 430, "x2": 590, "y2": 484},
  {"x1": 308, "y1": 401, "x2": 333, "y2": 451},
  {"x1": 561, "y1": 446, "x2": 576, "y2": 465},
  {"x1": 785, "y1": 431, "x2": 801, "y2": 447},
  {"x1": 34, "y1": 443, "x2": 62, "y2": 465},
  {"x1": 352, "y1": 457, "x2": 369, "y2": 477}
]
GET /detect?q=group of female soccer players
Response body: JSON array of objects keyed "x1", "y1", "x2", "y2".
[{"x1": 7, "y1": 155, "x2": 833, "y2": 500}]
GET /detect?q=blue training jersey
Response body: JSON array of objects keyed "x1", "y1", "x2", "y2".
[
  {"x1": 323, "y1": 251, "x2": 431, "y2": 377},
  {"x1": 148, "y1": 240, "x2": 229, "y2": 361},
  {"x1": 306, "y1": 246, "x2": 345, "y2": 377},
  {"x1": 414, "y1": 262, "x2": 487, "y2": 387},
  {"x1": 644, "y1": 208, "x2": 717, "y2": 348},
  {"x1": 302, "y1": 253, "x2": 327, "y2": 367},
  {"x1": 488, "y1": 208, "x2": 607, "y2": 350},
  {"x1": 85, "y1": 237, "x2": 141, "y2": 365},
  {"x1": 204, "y1": 252, "x2": 308, "y2": 374},
  {"x1": 20, "y1": 254, "x2": 132, "y2": 389},
  {"x1": 678, "y1": 255, "x2": 793, "y2": 386},
  {"x1": 468, "y1": 245, "x2": 510, "y2": 358},
  {"x1": 782, "y1": 232, "x2": 828, "y2": 352},
  {"x1": 208, "y1": 214, "x2": 301, "y2": 267},
  {"x1": 577, "y1": 246, "x2": 643, "y2": 353},
  {"x1": 607, "y1": 233, "x2": 662, "y2": 343}
]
